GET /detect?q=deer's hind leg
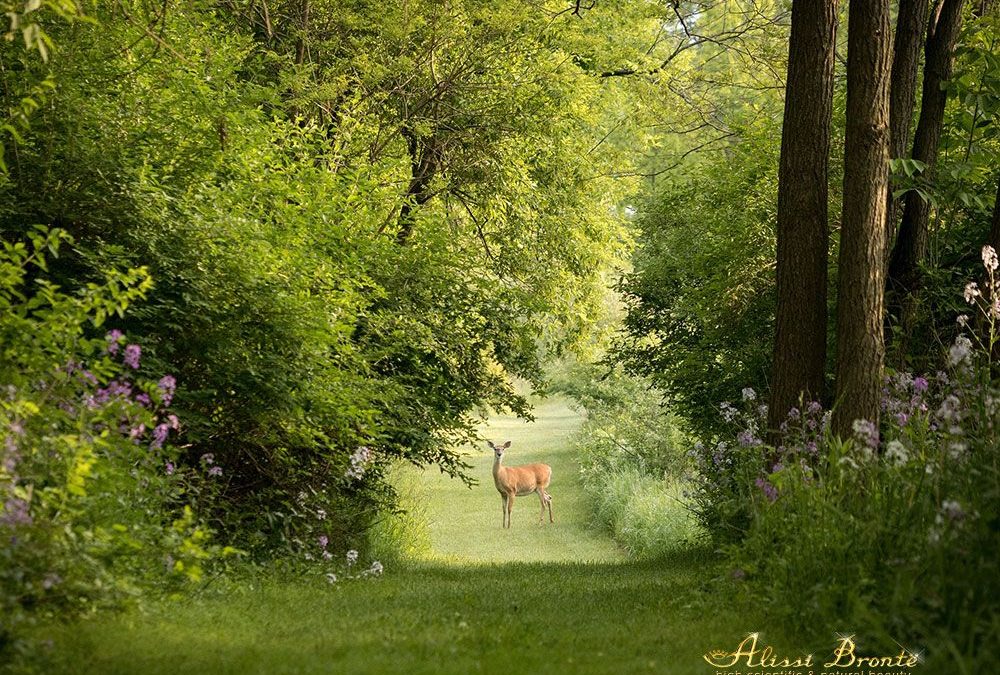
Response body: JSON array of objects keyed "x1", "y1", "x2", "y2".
[
  {"x1": 537, "y1": 489, "x2": 546, "y2": 523},
  {"x1": 541, "y1": 488, "x2": 553, "y2": 523}
]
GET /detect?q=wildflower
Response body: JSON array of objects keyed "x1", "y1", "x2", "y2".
[
  {"x1": 939, "y1": 499, "x2": 966, "y2": 524},
  {"x1": 135, "y1": 393, "x2": 151, "y2": 407},
  {"x1": 851, "y1": 419, "x2": 879, "y2": 450},
  {"x1": 208, "y1": 465, "x2": 223, "y2": 477},
  {"x1": 787, "y1": 407, "x2": 801, "y2": 421},
  {"x1": 947, "y1": 441, "x2": 968, "y2": 460},
  {"x1": 346, "y1": 549, "x2": 359, "y2": 566},
  {"x1": 754, "y1": 477, "x2": 778, "y2": 502},
  {"x1": 322, "y1": 550, "x2": 333, "y2": 560},
  {"x1": 318, "y1": 535, "x2": 329, "y2": 549},
  {"x1": 964, "y1": 282, "x2": 980, "y2": 304},
  {"x1": 123, "y1": 344, "x2": 141, "y2": 369},
  {"x1": 158, "y1": 375, "x2": 177, "y2": 406},
  {"x1": 316, "y1": 508, "x2": 327, "y2": 521},
  {"x1": 741, "y1": 387, "x2": 756, "y2": 401},
  {"x1": 956, "y1": 314, "x2": 969, "y2": 328},
  {"x1": 936, "y1": 395, "x2": 962, "y2": 423},
  {"x1": 326, "y1": 573, "x2": 338, "y2": 584},
  {"x1": 806, "y1": 401, "x2": 823, "y2": 415},
  {"x1": 167, "y1": 414, "x2": 180, "y2": 430},
  {"x1": 165, "y1": 462, "x2": 175, "y2": 475},
  {"x1": 129, "y1": 424, "x2": 146, "y2": 440},
  {"x1": 200, "y1": 453, "x2": 215, "y2": 465},
  {"x1": 0, "y1": 497, "x2": 32, "y2": 527},
  {"x1": 736, "y1": 429, "x2": 760, "y2": 448},
  {"x1": 106, "y1": 329, "x2": 124, "y2": 354},
  {"x1": 719, "y1": 402, "x2": 738, "y2": 422},
  {"x1": 42, "y1": 573, "x2": 62, "y2": 590},
  {"x1": 912, "y1": 377, "x2": 929, "y2": 393},
  {"x1": 839, "y1": 456, "x2": 859, "y2": 470},
  {"x1": 948, "y1": 335, "x2": 973, "y2": 366},
  {"x1": 731, "y1": 568, "x2": 746, "y2": 580},
  {"x1": 885, "y1": 440, "x2": 909, "y2": 466},
  {"x1": 895, "y1": 412, "x2": 909, "y2": 426},
  {"x1": 368, "y1": 561, "x2": 384, "y2": 576},
  {"x1": 151, "y1": 423, "x2": 169, "y2": 449},
  {"x1": 982, "y1": 245, "x2": 999, "y2": 272},
  {"x1": 345, "y1": 446, "x2": 373, "y2": 481}
]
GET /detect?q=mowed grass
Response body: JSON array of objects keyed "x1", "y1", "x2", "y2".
[
  {"x1": 26, "y1": 396, "x2": 785, "y2": 674},
  {"x1": 418, "y1": 396, "x2": 624, "y2": 563}
]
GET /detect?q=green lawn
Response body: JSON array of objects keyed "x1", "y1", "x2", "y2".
[{"x1": 29, "y1": 396, "x2": 788, "y2": 674}]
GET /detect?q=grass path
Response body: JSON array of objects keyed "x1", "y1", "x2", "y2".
[
  {"x1": 418, "y1": 397, "x2": 623, "y2": 563},
  {"x1": 32, "y1": 397, "x2": 783, "y2": 674}
]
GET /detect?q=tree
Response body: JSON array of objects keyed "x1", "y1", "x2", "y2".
[
  {"x1": 768, "y1": 0, "x2": 839, "y2": 433},
  {"x1": 833, "y1": 0, "x2": 894, "y2": 436},
  {"x1": 887, "y1": 0, "x2": 967, "y2": 322},
  {"x1": 885, "y1": 0, "x2": 931, "y2": 252}
]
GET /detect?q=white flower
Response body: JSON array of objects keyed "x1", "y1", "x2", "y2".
[
  {"x1": 326, "y1": 573, "x2": 338, "y2": 584},
  {"x1": 838, "y1": 456, "x2": 859, "y2": 470},
  {"x1": 316, "y1": 508, "x2": 327, "y2": 520},
  {"x1": 885, "y1": 440, "x2": 909, "y2": 466},
  {"x1": 964, "y1": 282, "x2": 980, "y2": 304},
  {"x1": 948, "y1": 335, "x2": 973, "y2": 366},
  {"x1": 947, "y1": 441, "x2": 968, "y2": 460},
  {"x1": 956, "y1": 314, "x2": 969, "y2": 327},
  {"x1": 368, "y1": 561, "x2": 383, "y2": 576},
  {"x1": 346, "y1": 549, "x2": 359, "y2": 566},
  {"x1": 940, "y1": 499, "x2": 965, "y2": 522},
  {"x1": 741, "y1": 387, "x2": 757, "y2": 401},
  {"x1": 982, "y1": 245, "x2": 999, "y2": 272}
]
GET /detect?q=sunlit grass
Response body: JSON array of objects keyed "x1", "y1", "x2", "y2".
[{"x1": 26, "y1": 396, "x2": 790, "y2": 675}]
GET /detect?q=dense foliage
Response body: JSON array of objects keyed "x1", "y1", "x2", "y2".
[
  {"x1": 0, "y1": 229, "x2": 232, "y2": 653},
  {"x1": 0, "y1": 0, "x2": 644, "y2": 558}
]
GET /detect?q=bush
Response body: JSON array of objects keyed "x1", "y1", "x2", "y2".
[
  {"x1": 0, "y1": 229, "x2": 225, "y2": 655},
  {"x1": 713, "y1": 249, "x2": 1000, "y2": 670},
  {"x1": 551, "y1": 362, "x2": 700, "y2": 556}
]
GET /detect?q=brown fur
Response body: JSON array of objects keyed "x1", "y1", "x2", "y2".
[{"x1": 489, "y1": 441, "x2": 553, "y2": 528}]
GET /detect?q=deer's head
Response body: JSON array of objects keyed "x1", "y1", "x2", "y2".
[{"x1": 487, "y1": 440, "x2": 511, "y2": 458}]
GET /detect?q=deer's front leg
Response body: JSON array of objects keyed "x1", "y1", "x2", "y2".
[
  {"x1": 501, "y1": 494, "x2": 508, "y2": 529},
  {"x1": 506, "y1": 491, "x2": 515, "y2": 528}
]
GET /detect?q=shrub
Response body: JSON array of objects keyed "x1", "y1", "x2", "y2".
[
  {"x1": 0, "y1": 228, "x2": 225, "y2": 655},
  {"x1": 715, "y1": 248, "x2": 1000, "y2": 669},
  {"x1": 551, "y1": 362, "x2": 700, "y2": 556}
]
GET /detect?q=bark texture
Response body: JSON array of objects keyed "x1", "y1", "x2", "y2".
[
  {"x1": 885, "y1": 0, "x2": 931, "y2": 253},
  {"x1": 768, "y1": 0, "x2": 839, "y2": 433},
  {"x1": 887, "y1": 0, "x2": 966, "y2": 306},
  {"x1": 833, "y1": 0, "x2": 893, "y2": 438}
]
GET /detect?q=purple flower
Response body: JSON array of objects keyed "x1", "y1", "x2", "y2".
[
  {"x1": 207, "y1": 465, "x2": 223, "y2": 477},
  {"x1": 151, "y1": 423, "x2": 169, "y2": 449},
  {"x1": 896, "y1": 412, "x2": 909, "y2": 427},
  {"x1": 806, "y1": 401, "x2": 823, "y2": 415},
  {"x1": 167, "y1": 414, "x2": 180, "y2": 430},
  {"x1": 318, "y1": 535, "x2": 329, "y2": 549},
  {"x1": 754, "y1": 477, "x2": 778, "y2": 503},
  {"x1": 158, "y1": 375, "x2": 176, "y2": 406},
  {"x1": 736, "y1": 429, "x2": 760, "y2": 447},
  {"x1": 165, "y1": 462, "x2": 175, "y2": 475},
  {"x1": 913, "y1": 377, "x2": 929, "y2": 393},
  {"x1": 129, "y1": 424, "x2": 146, "y2": 440},
  {"x1": 200, "y1": 453, "x2": 215, "y2": 465},
  {"x1": 123, "y1": 344, "x2": 141, "y2": 369},
  {"x1": 106, "y1": 329, "x2": 124, "y2": 354},
  {"x1": 135, "y1": 393, "x2": 151, "y2": 407},
  {"x1": 0, "y1": 497, "x2": 32, "y2": 528}
]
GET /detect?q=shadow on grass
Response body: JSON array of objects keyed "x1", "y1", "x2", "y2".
[{"x1": 32, "y1": 548, "x2": 766, "y2": 675}]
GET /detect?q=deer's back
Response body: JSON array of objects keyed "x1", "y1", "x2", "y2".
[{"x1": 497, "y1": 462, "x2": 551, "y2": 494}]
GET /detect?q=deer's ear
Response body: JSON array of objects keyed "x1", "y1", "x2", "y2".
[
  {"x1": 502, "y1": 441, "x2": 511, "y2": 448},
  {"x1": 486, "y1": 441, "x2": 495, "y2": 450}
]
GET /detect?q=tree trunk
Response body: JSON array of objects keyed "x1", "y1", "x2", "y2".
[
  {"x1": 886, "y1": 0, "x2": 966, "y2": 315},
  {"x1": 768, "y1": 0, "x2": 839, "y2": 434},
  {"x1": 832, "y1": 0, "x2": 893, "y2": 438},
  {"x1": 885, "y1": 0, "x2": 931, "y2": 255},
  {"x1": 397, "y1": 126, "x2": 438, "y2": 244}
]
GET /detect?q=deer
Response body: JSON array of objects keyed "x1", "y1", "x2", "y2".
[{"x1": 488, "y1": 440, "x2": 553, "y2": 529}]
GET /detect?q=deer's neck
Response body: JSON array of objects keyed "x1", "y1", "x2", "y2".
[{"x1": 492, "y1": 455, "x2": 506, "y2": 485}]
